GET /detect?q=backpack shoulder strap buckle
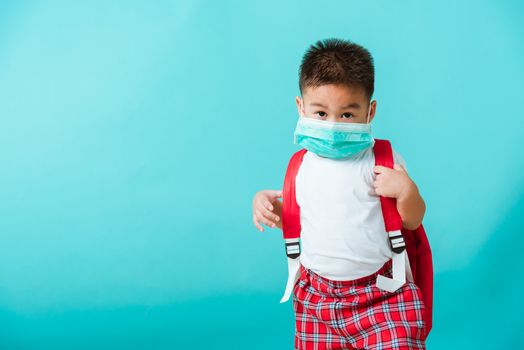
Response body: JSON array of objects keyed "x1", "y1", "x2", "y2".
[
  {"x1": 388, "y1": 229, "x2": 406, "y2": 254},
  {"x1": 285, "y1": 238, "x2": 301, "y2": 259}
]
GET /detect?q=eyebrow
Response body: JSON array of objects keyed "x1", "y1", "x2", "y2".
[{"x1": 309, "y1": 102, "x2": 361, "y2": 109}]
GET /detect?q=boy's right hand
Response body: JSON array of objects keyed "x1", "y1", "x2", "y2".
[{"x1": 252, "y1": 189, "x2": 283, "y2": 232}]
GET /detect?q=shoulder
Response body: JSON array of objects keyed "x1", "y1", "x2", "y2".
[
  {"x1": 287, "y1": 149, "x2": 308, "y2": 164},
  {"x1": 392, "y1": 147, "x2": 408, "y2": 172}
]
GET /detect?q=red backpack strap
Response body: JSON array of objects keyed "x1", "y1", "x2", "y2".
[
  {"x1": 412, "y1": 224, "x2": 434, "y2": 338},
  {"x1": 374, "y1": 140, "x2": 433, "y2": 339},
  {"x1": 279, "y1": 149, "x2": 307, "y2": 303},
  {"x1": 281, "y1": 149, "x2": 307, "y2": 258},
  {"x1": 373, "y1": 139, "x2": 406, "y2": 253}
]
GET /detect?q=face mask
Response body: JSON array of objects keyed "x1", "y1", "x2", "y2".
[{"x1": 293, "y1": 102, "x2": 375, "y2": 159}]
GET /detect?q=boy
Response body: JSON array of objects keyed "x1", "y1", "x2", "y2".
[{"x1": 252, "y1": 38, "x2": 427, "y2": 349}]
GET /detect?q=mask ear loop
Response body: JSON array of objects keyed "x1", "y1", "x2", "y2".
[{"x1": 366, "y1": 100, "x2": 373, "y2": 124}]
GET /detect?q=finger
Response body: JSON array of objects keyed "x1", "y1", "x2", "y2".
[
  {"x1": 261, "y1": 207, "x2": 280, "y2": 222},
  {"x1": 253, "y1": 214, "x2": 264, "y2": 232},
  {"x1": 254, "y1": 197, "x2": 273, "y2": 212},
  {"x1": 373, "y1": 165, "x2": 389, "y2": 174},
  {"x1": 268, "y1": 189, "x2": 283, "y2": 199},
  {"x1": 262, "y1": 199, "x2": 274, "y2": 211},
  {"x1": 373, "y1": 183, "x2": 383, "y2": 195},
  {"x1": 256, "y1": 210, "x2": 277, "y2": 228}
]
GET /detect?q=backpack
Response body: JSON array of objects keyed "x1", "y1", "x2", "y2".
[{"x1": 280, "y1": 139, "x2": 433, "y2": 339}]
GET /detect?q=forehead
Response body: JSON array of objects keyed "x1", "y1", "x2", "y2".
[{"x1": 302, "y1": 84, "x2": 368, "y2": 106}]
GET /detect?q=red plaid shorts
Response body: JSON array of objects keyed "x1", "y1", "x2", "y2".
[{"x1": 293, "y1": 259, "x2": 426, "y2": 350}]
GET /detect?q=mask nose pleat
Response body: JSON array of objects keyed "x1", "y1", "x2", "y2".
[{"x1": 294, "y1": 117, "x2": 374, "y2": 159}]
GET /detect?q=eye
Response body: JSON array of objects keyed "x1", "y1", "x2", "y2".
[
  {"x1": 315, "y1": 111, "x2": 327, "y2": 119},
  {"x1": 341, "y1": 113, "x2": 354, "y2": 119}
]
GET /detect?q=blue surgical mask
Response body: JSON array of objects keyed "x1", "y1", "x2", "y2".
[{"x1": 294, "y1": 102, "x2": 375, "y2": 159}]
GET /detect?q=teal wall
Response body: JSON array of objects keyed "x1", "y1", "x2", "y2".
[{"x1": 1, "y1": 0, "x2": 523, "y2": 349}]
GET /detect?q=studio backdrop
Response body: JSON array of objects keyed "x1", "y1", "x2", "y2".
[{"x1": 0, "y1": 1, "x2": 523, "y2": 349}]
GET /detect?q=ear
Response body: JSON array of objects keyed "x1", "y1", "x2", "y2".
[
  {"x1": 295, "y1": 96, "x2": 303, "y2": 117},
  {"x1": 368, "y1": 100, "x2": 377, "y2": 123}
]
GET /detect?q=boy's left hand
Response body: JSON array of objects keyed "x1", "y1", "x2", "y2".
[{"x1": 372, "y1": 164, "x2": 414, "y2": 200}]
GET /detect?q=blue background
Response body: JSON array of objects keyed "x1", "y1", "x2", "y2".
[{"x1": 1, "y1": 0, "x2": 523, "y2": 349}]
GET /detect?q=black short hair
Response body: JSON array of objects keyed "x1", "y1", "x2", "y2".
[{"x1": 299, "y1": 38, "x2": 375, "y2": 99}]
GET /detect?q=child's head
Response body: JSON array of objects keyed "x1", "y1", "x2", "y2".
[{"x1": 296, "y1": 38, "x2": 376, "y2": 124}]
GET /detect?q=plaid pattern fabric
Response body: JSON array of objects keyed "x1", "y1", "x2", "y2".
[{"x1": 293, "y1": 259, "x2": 426, "y2": 350}]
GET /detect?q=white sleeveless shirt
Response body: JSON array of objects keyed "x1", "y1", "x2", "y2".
[{"x1": 295, "y1": 145, "x2": 407, "y2": 281}]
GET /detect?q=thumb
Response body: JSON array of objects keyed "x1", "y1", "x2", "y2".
[
  {"x1": 269, "y1": 189, "x2": 283, "y2": 198},
  {"x1": 394, "y1": 163, "x2": 405, "y2": 172},
  {"x1": 374, "y1": 165, "x2": 388, "y2": 174}
]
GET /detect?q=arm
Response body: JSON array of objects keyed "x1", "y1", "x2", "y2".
[{"x1": 396, "y1": 176, "x2": 425, "y2": 230}]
